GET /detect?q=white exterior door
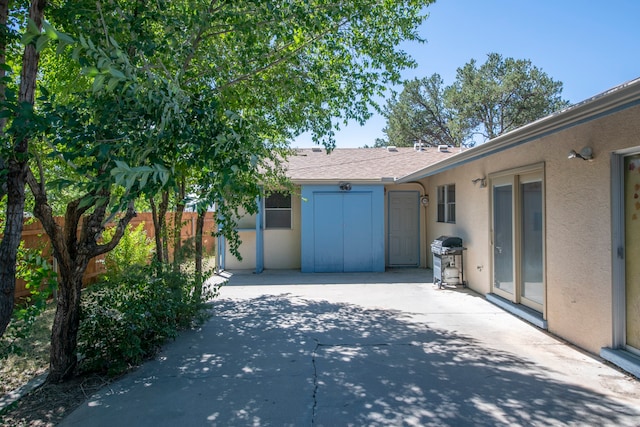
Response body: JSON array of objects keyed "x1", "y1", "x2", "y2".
[{"x1": 388, "y1": 191, "x2": 420, "y2": 266}]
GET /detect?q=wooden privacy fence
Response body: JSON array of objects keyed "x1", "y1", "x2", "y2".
[{"x1": 16, "y1": 212, "x2": 217, "y2": 300}]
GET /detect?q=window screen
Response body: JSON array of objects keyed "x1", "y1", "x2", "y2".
[
  {"x1": 437, "y1": 184, "x2": 455, "y2": 223},
  {"x1": 265, "y1": 192, "x2": 292, "y2": 228}
]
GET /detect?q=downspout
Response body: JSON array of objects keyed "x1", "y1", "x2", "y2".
[
  {"x1": 216, "y1": 210, "x2": 226, "y2": 273},
  {"x1": 256, "y1": 194, "x2": 264, "y2": 274}
]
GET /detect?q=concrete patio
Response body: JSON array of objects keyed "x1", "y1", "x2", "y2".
[{"x1": 60, "y1": 269, "x2": 640, "y2": 426}]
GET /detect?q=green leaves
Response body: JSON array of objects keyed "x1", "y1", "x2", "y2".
[
  {"x1": 78, "y1": 265, "x2": 214, "y2": 376},
  {"x1": 13, "y1": 0, "x2": 435, "y2": 264},
  {"x1": 384, "y1": 53, "x2": 570, "y2": 146},
  {"x1": 384, "y1": 73, "x2": 465, "y2": 147},
  {"x1": 75, "y1": 34, "x2": 133, "y2": 93},
  {"x1": 447, "y1": 53, "x2": 570, "y2": 140},
  {"x1": 22, "y1": 19, "x2": 75, "y2": 53},
  {"x1": 110, "y1": 161, "x2": 171, "y2": 195}
]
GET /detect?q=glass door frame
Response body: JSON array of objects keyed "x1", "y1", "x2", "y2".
[
  {"x1": 611, "y1": 147, "x2": 640, "y2": 352},
  {"x1": 490, "y1": 163, "x2": 546, "y2": 316},
  {"x1": 490, "y1": 174, "x2": 515, "y2": 302}
]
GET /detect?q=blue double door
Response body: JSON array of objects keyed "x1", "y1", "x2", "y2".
[{"x1": 301, "y1": 186, "x2": 384, "y2": 273}]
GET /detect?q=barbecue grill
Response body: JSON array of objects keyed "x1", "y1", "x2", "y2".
[{"x1": 431, "y1": 236, "x2": 466, "y2": 289}]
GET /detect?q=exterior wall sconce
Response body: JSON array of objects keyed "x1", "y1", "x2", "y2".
[
  {"x1": 339, "y1": 182, "x2": 352, "y2": 191},
  {"x1": 568, "y1": 146, "x2": 594, "y2": 161},
  {"x1": 472, "y1": 177, "x2": 487, "y2": 188}
]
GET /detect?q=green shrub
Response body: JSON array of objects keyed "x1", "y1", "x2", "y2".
[
  {"x1": 1, "y1": 244, "x2": 57, "y2": 357},
  {"x1": 103, "y1": 222, "x2": 154, "y2": 278},
  {"x1": 77, "y1": 265, "x2": 220, "y2": 376}
]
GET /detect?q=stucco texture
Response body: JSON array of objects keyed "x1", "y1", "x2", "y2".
[
  {"x1": 421, "y1": 104, "x2": 640, "y2": 354},
  {"x1": 264, "y1": 193, "x2": 301, "y2": 269},
  {"x1": 225, "y1": 190, "x2": 302, "y2": 270}
]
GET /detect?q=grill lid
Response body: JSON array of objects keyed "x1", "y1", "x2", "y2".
[{"x1": 431, "y1": 235, "x2": 463, "y2": 248}]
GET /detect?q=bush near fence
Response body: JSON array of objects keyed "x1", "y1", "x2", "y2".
[{"x1": 15, "y1": 212, "x2": 217, "y2": 299}]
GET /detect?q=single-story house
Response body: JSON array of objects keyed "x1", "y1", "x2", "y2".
[
  {"x1": 219, "y1": 145, "x2": 458, "y2": 272},
  {"x1": 219, "y1": 77, "x2": 640, "y2": 378}
]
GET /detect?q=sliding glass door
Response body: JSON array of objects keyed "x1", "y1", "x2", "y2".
[
  {"x1": 624, "y1": 154, "x2": 640, "y2": 353},
  {"x1": 491, "y1": 167, "x2": 545, "y2": 313},
  {"x1": 520, "y1": 176, "x2": 544, "y2": 307},
  {"x1": 492, "y1": 177, "x2": 514, "y2": 297}
]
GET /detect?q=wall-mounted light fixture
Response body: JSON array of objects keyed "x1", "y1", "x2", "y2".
[
  {"x1": 568, "y1": 146, "x2": 594, "y2": 161},
  {"x1": 472, "y1": 177, "x2": 487, "y2": 188},
  {"x1": 339, "y1": 182, "x2": 352, "y2": 191}
]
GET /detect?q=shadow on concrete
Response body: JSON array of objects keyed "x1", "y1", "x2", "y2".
[
  {"x1": 219, "y1": 268, "x2": 434, "y2": 286},
  {"x1": 62, "y1": 293, "x2": 640, "y2": 426}
]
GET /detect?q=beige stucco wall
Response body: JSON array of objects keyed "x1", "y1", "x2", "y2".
[
  {"x1": 423, "y1": 162, "x2": 492, "y2": 294},
  {"x1": 420, "y1": 104, "x2": 640, "y2": 354},
  {"x1": 264, "y1": 192, "x2": 302, "y2": 269},
  {"x1": 225, "y1": 230, "x2": 257, "y2": 270},
  {"x1": 225, "y1": 187, "x2": 302, "y2": 270}
]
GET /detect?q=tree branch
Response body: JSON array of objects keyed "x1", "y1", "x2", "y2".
[
  {"x1": 218, "y1": 17, "x2": 350, "y2": 91},
  {"x1": 26, "y1": 166, "x2": 65, "y2": 258},
  {"x1": 91, "y1": 201, "x2": 136, "y2": 257}
]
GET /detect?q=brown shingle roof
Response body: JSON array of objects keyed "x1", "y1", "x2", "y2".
[{"x1": 285, "y1": 147, "x2": 460, "y2": 183}]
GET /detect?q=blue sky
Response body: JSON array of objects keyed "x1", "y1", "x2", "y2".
[{"x1": 294, "y1": 0, "x2": 640, "y2": 148}]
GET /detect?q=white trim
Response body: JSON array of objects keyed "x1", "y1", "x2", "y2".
[
  {"x1": 611, "y1": 152, "x2": 626, "y2": 348},
  {"x1": 488, "y1": 162, "x2": 545, "y2": 180},
  {"x1": 600, "y1": 348, "x2": 640, "y2": 379},
  {"x1": 486, "y1": 293, "x2": 548, "y2": 329},
  {"x1": 611, "y1": 148, "x2": 640, "y2": 353},
  {"x1": 292, "y1": 179, "x2": 387, "y2": 185}
]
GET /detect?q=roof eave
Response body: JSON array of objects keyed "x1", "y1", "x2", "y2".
[
  {"x1": 290, "y1": 178, "x2": 392, "y2": 185},
  {"x1": 397, "y1": 77, "x2": 640, "y2": 183}
]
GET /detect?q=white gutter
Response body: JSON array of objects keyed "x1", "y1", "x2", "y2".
[
  {"x1": 291, "y1": 178, "x2": 394, "y2": 185},
  {"x1": 397, "y1": 77, "x2": 640, "y2": 183}
]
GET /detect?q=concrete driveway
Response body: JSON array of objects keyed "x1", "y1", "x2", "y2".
[{"x1": 60, "y1": 269, "x2": 640, "y2": 426}]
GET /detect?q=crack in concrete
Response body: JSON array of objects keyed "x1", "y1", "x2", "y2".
[
  {"x1": 311, "y1": 338, "x2": 320, "y2": 426},
  {"x1": 310, "y1": 340, "x2": 418, "y2": 426}
]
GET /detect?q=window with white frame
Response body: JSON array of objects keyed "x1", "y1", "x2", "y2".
[
  {"x1": 437, "y1": 184, "x2": 455, "y2": 223},
  {"x1": 265, "y1": 191, "x2": 292, "y2": 229}
]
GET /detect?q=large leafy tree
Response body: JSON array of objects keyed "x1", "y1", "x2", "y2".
[
  {"x1": 382, "y1": 53, "x2": 570, "y2": 147},
  {"x1": 448, "y1": 53, "x2": 570, "y2": 140},
  {"x1": 1, "y1": 0, "x2": 435, "y2": 382},
  {"x1": 382, "y1": 74, "x2": 467, "y2": 147}
]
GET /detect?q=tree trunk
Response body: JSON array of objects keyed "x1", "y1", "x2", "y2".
[
  {"x1": 0, "y1": 164, "x2": 27, "y2": 336},
  {"x1": 47, "y1": 256, "x2": 88, "y2": 382},
  {"x1": 0, "y1": 0, "x2": 9, "y2": 136},
  {"x1": 0, "y1": 0, "x2": 46, "y2": 337},
  {"x1": 149, "y1": 195, "x2": 163, "y2": 264},
  {"x1": 193, "y1": 210, "x2": 206, "y2": 301},
  {"x1": 28, "y1": 169, "x2": 136, "y2": 381},
  {"x1": 195, "y1": 210, "x2": 205, "y2": 276},
  {"x1": 173, "y1": 179, "x2": 186, "y2": 269},
  {"x1": 159, "y1": 191, "x2": 169, "y2": 264},
  {"x1": 149, "y1": 191, "x2": 169, "y2": 266}
]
